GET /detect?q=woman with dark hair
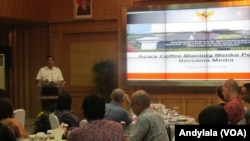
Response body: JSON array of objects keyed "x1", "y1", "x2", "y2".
[
  {"x1": 0, "y1": 98, "x2": 28, "y2": 139},
  {"x1": 55, "y1": 92, "x2": 79, "y2": 128},
  {"x1": 68, "y1": 93, "x2": 124, "y2": 141},
  {"x1": 198, "y1": 105, "x2": 229, "y2": 125},
  {"x1": 0, "y1": 123, "x2": 16, "y2": 141}
]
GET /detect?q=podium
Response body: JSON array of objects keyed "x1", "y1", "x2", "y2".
[
  {"x1": 40, "y1": 86, "x2": 59, "y2": 111},
  {"x1": 40, "y1": 81, "x2": 65, "y2": 111}
]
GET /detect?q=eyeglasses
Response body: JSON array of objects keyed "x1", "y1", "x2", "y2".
[{"x1": 129, "y1": 102, "x2": 139, "y2": 107}]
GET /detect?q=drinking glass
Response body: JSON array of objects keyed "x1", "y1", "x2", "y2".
[
  {"x1": 47, "y1": 130, "x2": 55, "y2": 140},
  {"x1": 35, "y1": 132, "x2": 46, "y2": 141},
  {"x1": 163, "y1": 109, "x2": 170, "y2": 116},
  {"x1": 173, "y1": 107, "x2": 179, "y2": 116}
]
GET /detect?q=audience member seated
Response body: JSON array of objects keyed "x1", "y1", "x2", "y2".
[
  {"x1": 128, "y1": 90, "x2": 169, "y2": 141},
  {"x1": 105, "y1": 88, "x2": 132, "y2": 124},
  {"x1": 241, "y1": 83, "x2": 250, "y2": 125},
  {"x1": 222, "y1": 79, "x2": 245, "y2": 125},
  {"x1": 68, "y1": 93, "x2": 124, "y2": 141},
  {"x1": 216, "y1": 85, "x2": 226, "y2": 107},
  {"x1": 245, "y1": 108, "x2": 250, "y2": 125},
  {"x1": 198, "y1": 105, "x2": 229, "y2": 125},
  {"x1": 0, "y1": 98, "x2": 28, "y2": 139},
  {"x1": 241, "y1": 83, "x2": 250, "y2": 105},
  {"x1": 0, "y1": 122, "x2": 16, "y2": 141},
  {"x1": 55, "y1": 91, "x2": 79, "y2": 128}
]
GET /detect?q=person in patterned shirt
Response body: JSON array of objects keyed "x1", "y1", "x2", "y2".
[
  {"x1": 128, "y1": 90, "x2": 169, "y2": 141},
  {"x1": 68, "y1": 93, "x2": 124, "y2": 141}
]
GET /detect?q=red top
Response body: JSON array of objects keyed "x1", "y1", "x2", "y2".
[{"x1": 224, "y1": 97, "x2": 245, "y2": 125}]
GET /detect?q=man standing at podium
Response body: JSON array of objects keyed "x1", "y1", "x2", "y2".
[
  {"x1": 36, "y1": 55, "x2": 64, "y2": 86},
  {"x1": 36, "y1": 55, "x2": 64, "y2": 111}
]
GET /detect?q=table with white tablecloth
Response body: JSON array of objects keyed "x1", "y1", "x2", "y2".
[{"x1": 123, "y1": 114, "x2": 197, "y2": 140}]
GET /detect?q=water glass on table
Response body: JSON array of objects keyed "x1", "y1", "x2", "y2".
[
  {"x1": 161, "y1": 108, "x2": 169, "y2": 118},
  {"x1": 47, "y1": 130, "x2": 55, "y2": 140},
  {"x1": 35, "y1": 132, "x2": 46, "y2": 141},
  {"x1": 173, "y1": 107, "x2": 179, "y2": 116}
]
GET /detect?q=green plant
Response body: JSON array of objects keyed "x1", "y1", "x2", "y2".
[
  {"x1": 33, "y1": 111, "x2": 53, "y2": 133},
  {"x1": 92, "y1": 60, "x2": 117, "y2": 102}
]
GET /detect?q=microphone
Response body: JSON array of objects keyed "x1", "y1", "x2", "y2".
[{"x1": 49, "y1": 70, "x2": 56, "y2": 86}]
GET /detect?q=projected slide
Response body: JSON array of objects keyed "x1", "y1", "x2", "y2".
[{"x1": 126, "y1": 6, "x2": 250, "y2": 81}]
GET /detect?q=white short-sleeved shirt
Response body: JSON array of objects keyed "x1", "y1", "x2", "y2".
[{"x1": 36, "y1": 66, "x2": 64, "y2": 83}]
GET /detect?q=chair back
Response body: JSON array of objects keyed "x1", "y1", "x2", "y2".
[
  {"x1": 79, "y1": 119, "x2": 88, "y2": 127},
  {"x1": 13, "y1": 109, "x2": 25, "y2": 127},
  {"x1": 49, "y1": 114, "x2": 60, "y2": 129},
  {"x1": 237, "y1": 117, "x2": 246, "y2": 125}
]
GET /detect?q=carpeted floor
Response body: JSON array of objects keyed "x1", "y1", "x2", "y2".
[{"x1": 25, "y1": 118, "x2": 36, "y2": 134}]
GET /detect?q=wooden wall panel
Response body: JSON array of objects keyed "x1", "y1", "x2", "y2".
[
  {"x1": 71, "y1": 93, "x2": 84, "y2": 119},
  {"x1": 48, "y1": 0, "x2": 73, "y2": 22},
  {"x1": 61, "y1": 21, "x2": 117, "y2": 33},
  {"x1": 186, "y1": 99, "x2": 207, "y2": 119},
  {"x1": 0, "y1": 0, "x2": 50, "y2": 22},
  {"x1": 59, "y1": 32, "x2": 117, "y2": 93},
  {"x1": 93, "y1": 0, "x2": 118, "y2": 20},
  {"x1": 162, "y1": 99, "x2": 183, "y2": 113},
  {"x1": 49, "y1": 24, "x2": 63, "y2": 71},
  {"x1": 69, "y1": 41, "x2": 116, "y2": 86},
  {"x1": 211, "y1": 98, "x2": 218, "y2": 105},
  {"x1": 148, "y1": 93, "x2": 217, "y2": 118}
]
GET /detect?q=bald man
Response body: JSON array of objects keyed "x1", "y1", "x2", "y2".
[
  {"x1": 128, "y1": 90, "x2": 169, "y2": 141},
  {"x1": 104, "y1": 88, "x2": 132, "y2": 124},
  {"x1": 222, "y1": 79, "x2": 245, "y2": 124}
]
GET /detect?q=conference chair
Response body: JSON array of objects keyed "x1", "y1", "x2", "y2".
[
  {"x1": 13, "y1": 109, "x2": 25, "y2": 127},
  {"x1": 79, "y1": 119, "x2": 88, "y2": 127},
  {"x1": 49, "y1": 113, "x2": 60, "y2": 129},
  {"x1": 237, "y1": 117, "x2": 246, "y2": 125}
]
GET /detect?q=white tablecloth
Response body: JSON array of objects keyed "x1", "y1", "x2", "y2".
[{"x1": 123, "y1": 114, "x2": 197, "y2": 140}]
